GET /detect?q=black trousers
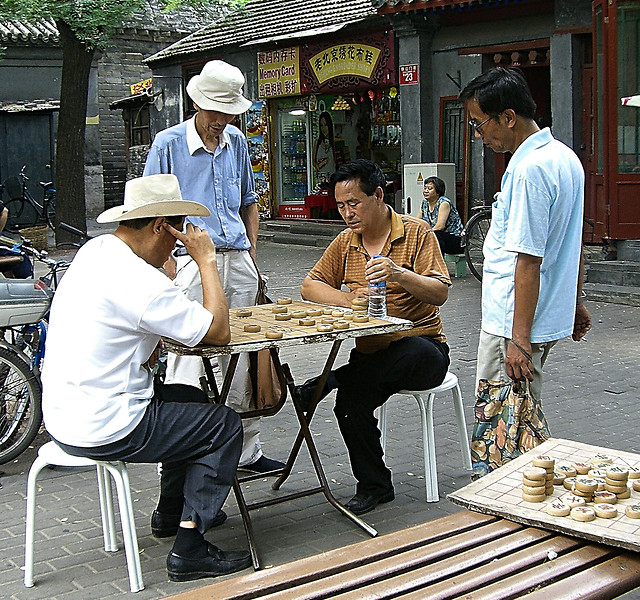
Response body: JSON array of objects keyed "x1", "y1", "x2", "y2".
[
  {"x1": 333, "y1": 336, "x2": 449, "y2": 496},
  {"x1": 433, "y1": 230, "x2": 463, "y2": 255},
  {"x1": 54, "y1": 384, "x2": 242, "y2": 534}
]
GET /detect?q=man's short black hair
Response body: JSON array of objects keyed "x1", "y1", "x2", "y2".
[
  {"x1": 424, "y1": 176, "x2": 446, "y2": 198},
  {"x1": 119, "y1": 214, "x2": 184, "y2": 230},
  {"x1": 459, "y1": 66, "x2": 536, "y2": 120},
  {"x1": 329, "y1": 159, "x2": 386, "y2": 197}
]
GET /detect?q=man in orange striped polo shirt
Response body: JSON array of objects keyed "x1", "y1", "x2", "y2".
[{"x1": 293, "y1": 159, "x2": 451, "y2": 515}]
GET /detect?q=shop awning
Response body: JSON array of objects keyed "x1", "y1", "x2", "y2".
[
  {"x1": 621, "y1": 95, "x2": 640, "y2": 107},
  {"x1": 109, "y1": 89, "x2": 162, "y2": 110}
]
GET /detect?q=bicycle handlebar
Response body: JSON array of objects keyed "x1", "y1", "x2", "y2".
[{"x1": 58, "y1": 222, "x2": 92, "y2": 240}]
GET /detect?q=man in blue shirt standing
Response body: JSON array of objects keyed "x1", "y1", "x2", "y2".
[
  {"x1": 144, "y1": 61, "x2": 284, "y2": 515},
  {"x1": 459, "y1": 67, "x2": 592, "y2": 402}
]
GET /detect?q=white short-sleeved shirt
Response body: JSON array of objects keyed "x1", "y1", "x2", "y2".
[
  {"x1": 482, "y1": 128, "x2": 584, "y2": 343},
  {"x1": 42, "y1": 235, "x2": 213, "y2": 447}
]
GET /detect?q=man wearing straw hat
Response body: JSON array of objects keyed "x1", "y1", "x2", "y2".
[
  {"x1": 144, "y1": 59, "x2": 283, "y2": 478},
  {"x1": 42, "y1": 174, "x2": 252, "y2": 581}
]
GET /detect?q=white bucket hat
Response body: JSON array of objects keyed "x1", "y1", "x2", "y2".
[
  {"x1": 186, "y1": 60, "x2": 252, "y2": 115},
  {"x1": 97, "y1": 174, "x2": 210, "y2": 223}
]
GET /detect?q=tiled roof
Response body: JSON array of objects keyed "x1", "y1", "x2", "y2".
[
  {"x1": 372, "y1": 0, "x2": 517, "y2": 9},
  {"x1": 0, "y1": 1, "x2": 226, "y2": 47},
  {"x1": 0, "y1": 99, "x2": 60, "y2": 112},
  {"x1": 145, "y1": 0, "x2": 378, "y2": 65},
  {"x1": 0, "y1": 19, "x2": 58, "y2": 45}
]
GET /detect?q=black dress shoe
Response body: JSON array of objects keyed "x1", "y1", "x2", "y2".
[
  {"x1": 151, "y1": 509, "x2": 227, "y2": 538},
  {"x1": 238, "y1": 455, "x2": 285, "y2": 474},
  {"x1": 167, "y1": 542, "x2": 252, "y2": 581},
  {"x1": 344, "y1": 489, "x2": 395, "y2": 515},
  {"x1": 292, "y1": 375, "x2": 329, "y2": 412}
]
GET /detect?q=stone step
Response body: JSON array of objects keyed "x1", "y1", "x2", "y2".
[
  {"x1": 618, "y1": 239, "x2": 640, "y2": 261},
  {"x1": 259, "y1": 220, "x2": 344, "y2": 248},
  {"x1": 261, "y1": 219, "x2": 343, "y2": 237},
  {"x1": 583, "y1": 282, "x2": 640, "y2": 307},
  {"x1": 258, "y1": 230, "x2": 333, "y2": 248},
  {"x1": 586, "y1": 260, "x2": 640, "y2": 286}
]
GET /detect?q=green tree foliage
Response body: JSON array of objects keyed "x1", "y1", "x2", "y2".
[{"x1": 0, "y1": 0, "x2": 242, "y2": 240}]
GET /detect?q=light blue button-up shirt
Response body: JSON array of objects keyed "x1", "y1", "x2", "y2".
[
  {"x1": 482, "y1": 128, "x2": 584, "y2": 343},
  {"x1": 144, "y1": 117, "x2": 258, "y2": 250}
]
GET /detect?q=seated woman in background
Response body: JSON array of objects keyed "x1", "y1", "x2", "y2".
[{"x1": 421, "y1": 176, "x2": 463, "y2": 256}]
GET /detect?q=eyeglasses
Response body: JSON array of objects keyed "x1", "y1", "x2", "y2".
[{"x1": 469, "y1": 115, "x2": 494, "y2": 133}]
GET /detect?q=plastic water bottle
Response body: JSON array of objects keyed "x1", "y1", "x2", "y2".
[{"x1": 368, "y1": 255, "x2": 387, "y2": 319}]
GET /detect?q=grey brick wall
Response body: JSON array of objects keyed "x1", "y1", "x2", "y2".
[{"x1": 98, "y1": 30, "x2": 182, "y2": 209}]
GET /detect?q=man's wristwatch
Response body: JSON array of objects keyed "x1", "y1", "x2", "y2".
[{"x1": 576, "y1": 290, "x2": 587, "y2": 305}]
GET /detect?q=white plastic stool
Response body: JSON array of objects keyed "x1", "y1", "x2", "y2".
[
  {"x1": 24, "y1": 441, "x2": 144, "y2": 593},
  {"x1": 379, "y1": 372, "x2": 472, "y2": 502}
]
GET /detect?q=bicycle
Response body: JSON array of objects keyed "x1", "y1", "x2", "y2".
[
  {"x1": 0, "y1": 236, "x2": 71, "y2": 464},
  {"x1": 3, "y1": 165, "x2": 56, "y2": 232},
  {"x1": 461, "y1": 206, "x2": 599, "y2": 283},
  {"x1": 461, "y1": 204, "x2": 492, "y2": 282}
]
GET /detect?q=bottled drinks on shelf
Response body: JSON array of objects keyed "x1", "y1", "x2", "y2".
[{"x1": 281, "y1": 114, "x2": 308, "y2": 202}]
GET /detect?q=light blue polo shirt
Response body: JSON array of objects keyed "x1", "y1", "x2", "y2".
[
  {"x1": 144, "y1": 117, "x2": 258, "y2": 250},
  {"x1": 482, "y1": 128, "x2": 584, "y2": 343}
]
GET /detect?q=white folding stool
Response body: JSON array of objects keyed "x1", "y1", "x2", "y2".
[
  {"x1": 24, "y1": 441, "x2": 144, "y2": 593},
  {"x1": 379, "y1": 371, "x2": 472, "y2": 502}
]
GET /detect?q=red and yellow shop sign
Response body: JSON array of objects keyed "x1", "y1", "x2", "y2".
[
  {"x1": 309, "y1": 44, "x2": 381, "y2": 85},
  {"x1": 130, "y1": 78, "x2": 152, "y2": 95},
  {"x1": 257, "y1": 47, "x2": 301, "y2": 98}
]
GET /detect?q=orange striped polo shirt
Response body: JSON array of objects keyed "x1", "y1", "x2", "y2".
[{"x1": 308, "y1": 209, "x2": 450, "y2": 353}]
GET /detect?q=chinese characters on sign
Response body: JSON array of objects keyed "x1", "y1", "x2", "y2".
[
  {"x1": 399, "y1": 65, "x2": 419, "y2": 85},
  {"x1": 257, "y1": 47, "x2": 301, "y2": 98},
  {"x1": 130, "y1": 78, "x2": 152, "y2": 95},
  {"x1": 309, "y1": 44, "x2": 381, "y2": 85}
]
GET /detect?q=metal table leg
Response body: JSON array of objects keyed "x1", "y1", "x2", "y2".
[
  {"x1": 200, "y1": 342, "x2": 377, "y2": 572},
  {"x1": 274, "y1": 341, "x2": 378, "y2": 537}
]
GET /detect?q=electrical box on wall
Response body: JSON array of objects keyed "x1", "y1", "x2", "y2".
[{"x1": 402, "y1": 163, "x2": 456, "y2": 217}]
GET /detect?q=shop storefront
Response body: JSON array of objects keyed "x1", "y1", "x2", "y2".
[
  {"x1": 593, "y1": 0, "x2": 640, "y2": 241},
  {"x1": 257, "y1": 30, "x2": 399, "y2": 221}
]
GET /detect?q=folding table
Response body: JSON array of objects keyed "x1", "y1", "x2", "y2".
[{"x1": 163, "y1": 300, "x2": 412, "y2": 569}]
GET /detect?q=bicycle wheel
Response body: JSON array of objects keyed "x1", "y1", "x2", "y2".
[
  {"x1": 0, "y1": 347, "x2": 42, "y2": 464},
  {"x1": 5, "y1": 198, "x2": 38, "y2": 230},
  {"x1": 464, "y1": 212, "x2": 492, "y2": 282},
  {"x1": 45, "y1": 191, "x2": 56, "y2": 229}
]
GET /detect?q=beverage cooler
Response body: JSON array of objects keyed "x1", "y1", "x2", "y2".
[{"x1": 274, "y1": 109, "x2": 312, "y2": 218}]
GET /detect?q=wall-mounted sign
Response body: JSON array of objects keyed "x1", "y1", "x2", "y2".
[
  {"x1": 257, "y1": 47, "x2": 301, "y2": 98},
  {"x1": 309, "y1": 44, "x2": 381, "y2": 85},
  {"x1": 130, "y1": 78, "x2": 152, "y2": 95},
  {"x1": 300, "y1": 31, "x2": 396, "y2": 94},
  {"x1": 399, "y1": 64, "x2": 419, "y2": 85}
]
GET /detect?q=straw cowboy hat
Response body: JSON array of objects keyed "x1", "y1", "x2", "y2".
[
  {"x1": 97, "y1": 174, "x2": 210, "y2": 223},
  {"x1": 186, "y1": 60, "x2": 252, "y2": 115}
]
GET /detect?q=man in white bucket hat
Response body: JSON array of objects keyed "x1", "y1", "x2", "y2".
[
  {"x1": 42, "y1": 174, "x2": 252, "y2": 581},
  {"x1": 144, "y1": 60, "x2": 284, "y2": 482}
]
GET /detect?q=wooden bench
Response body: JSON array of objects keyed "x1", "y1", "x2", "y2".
[
  {"x1": 166, "y1": 510, "x2": 640, "y2": 600},
  {"x1": 445, "y1": 253, "x2": 467, "y2": 278}
]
